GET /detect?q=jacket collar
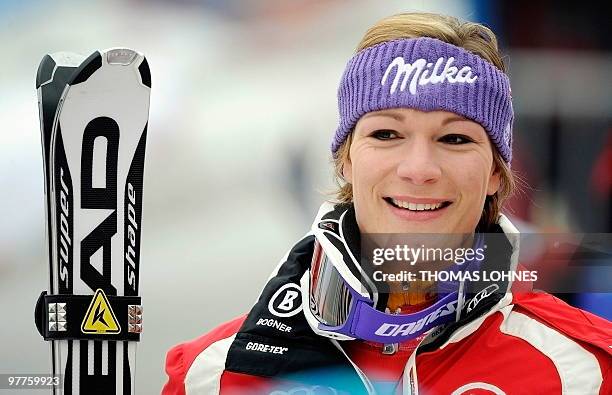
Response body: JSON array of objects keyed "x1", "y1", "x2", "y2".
[
  {"x1": 226, "y1": 202, "x2": 521, "y2": 387},
  {"x1": 306, "y1": 201, "x2": 521, "y2": 347}
]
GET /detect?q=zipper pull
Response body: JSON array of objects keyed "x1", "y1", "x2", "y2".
[
  {"x1": 382, "y1": 342, "x2": 398, "y2": 355},
  {"x1": 381, "y1": 306, "x2": 401, "y2": 355}
]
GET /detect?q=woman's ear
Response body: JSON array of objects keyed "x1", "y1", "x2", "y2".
[
  {"x1": 342, "y1": 157, "x2": 353, "y2": 184},
  {"x1": 487, "y1": 165, "x2": 501, "y2": 196}
]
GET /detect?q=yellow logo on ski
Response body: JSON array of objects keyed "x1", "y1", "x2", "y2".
[{"x1": 81, "y1": 289, "x2": 121, "y2": 334}]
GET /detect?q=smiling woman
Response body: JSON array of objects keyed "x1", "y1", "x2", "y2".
[
  {"x1": 334, "y1": 113, "x2": 515, "y2": 232},
  {"x1": 333, "y1": 13, "x2": 516, "y2": 233},
  {"x1": 344, "y1": 109, "x2": 501, "y2": 235},
  {"x1": 163, "y1": 12, "x2": 611, "y2": 395}
]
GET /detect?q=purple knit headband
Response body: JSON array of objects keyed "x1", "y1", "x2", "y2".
[{"x1": 332, "y1": 37, "x2": 513, "y2": 162}]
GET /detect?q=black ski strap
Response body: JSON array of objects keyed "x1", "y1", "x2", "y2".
[{"x1": 35, "y1": 290, "x2": 142, "y2": 342}]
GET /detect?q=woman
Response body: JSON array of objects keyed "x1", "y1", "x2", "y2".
[{"x1": 163, "y1": 13, "x2": 611, "y2": 395}]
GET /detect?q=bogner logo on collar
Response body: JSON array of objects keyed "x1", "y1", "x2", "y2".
[
  {"x1": 382, "y1": 56, "x2": 478, "y2": 95},
  {"x1": 375, "y1": 300, "x2": 457, "y2": 337},
  {"x1": 268, "y1": 283, "x2": 302, "y2": 318}
]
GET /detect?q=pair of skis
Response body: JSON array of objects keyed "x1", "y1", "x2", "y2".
[{"x1": 34, "y1": 48, "x2": 151, "y2": 394}]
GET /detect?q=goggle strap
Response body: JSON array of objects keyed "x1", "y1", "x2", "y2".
[{"x1": 350, "y1": 292, "x2": 458, "y2": 343}]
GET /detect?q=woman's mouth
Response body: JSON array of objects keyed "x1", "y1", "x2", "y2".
[
  {"x1": 383, "y1": 197, "x2": 453, "y2": 221},
  {"x1": 385, "y1": 197, "x2": 452, "y2": 211}
]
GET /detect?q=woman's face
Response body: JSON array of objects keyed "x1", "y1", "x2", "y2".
[{"x1": 344, "y1": 108, "x2": 500, "y2": 235}]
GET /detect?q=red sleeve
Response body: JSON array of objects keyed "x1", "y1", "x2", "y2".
[
  {"x1": 163, "y1": 343, "x2": 187, "y2": 395},
  {"x1": 514, "y1": 292, "x2": 612, "y2": 392},
  {"x1": 601, "y1": 366, "x2": 611, "y2": 395},
  {"x1": 161, "y1": 315, "x2": 248, "y2": 395},
  {"x1": 513, "y1": 292, "x2": 612, "y2": 354}
]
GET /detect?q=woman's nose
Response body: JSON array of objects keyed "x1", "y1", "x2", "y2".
[{"x1": 395, "y1": 141, "x2": 442, "y2": 185}]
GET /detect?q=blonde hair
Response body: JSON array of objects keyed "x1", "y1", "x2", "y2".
[{"x1": 332, "y1": 12, "x2": 516, "y2": 230}]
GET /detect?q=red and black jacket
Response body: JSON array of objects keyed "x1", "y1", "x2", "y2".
[{"x1": 163, "y1": 207, "x2": 612, "y2": 394}]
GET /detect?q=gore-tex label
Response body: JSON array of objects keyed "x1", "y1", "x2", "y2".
[{"x1": 245, "y1": 341, "x2": 288, "y2": 355}]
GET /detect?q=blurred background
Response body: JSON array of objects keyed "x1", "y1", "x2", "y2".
[{"x1": 0, "y1": 0, "x2": 610, "y2": 393}]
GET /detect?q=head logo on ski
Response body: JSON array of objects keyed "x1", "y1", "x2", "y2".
[{"x1": 34, "y1": 48, "x2": 150, "y2": 394}]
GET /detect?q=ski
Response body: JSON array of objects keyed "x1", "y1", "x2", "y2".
[{"x1": 34, "y1": 48, "x2": 151, "y2": 395}]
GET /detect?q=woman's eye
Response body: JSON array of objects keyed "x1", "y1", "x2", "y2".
[
  {"x1": 370, "y1": 130, "x2": 398, "y2": 140},
  {"x1": 439, "y1": 134, "x2": 473, "y2": 145}
]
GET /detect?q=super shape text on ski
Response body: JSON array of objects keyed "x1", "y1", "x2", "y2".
[{"x1": 35, "y1": 47, "x2": 150, "y2": 395}]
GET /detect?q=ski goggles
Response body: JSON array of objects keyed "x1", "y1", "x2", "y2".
[
  {"x1": 302, "y1": 208, "x2": 485, "y2": 343},
  {"x1": 306, "y1": 240, "x2": 459, "y2": 343}
]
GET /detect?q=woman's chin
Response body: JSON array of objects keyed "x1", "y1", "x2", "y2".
[
  {"x1": 391, "y1": 223, "x2": 450, "y2": 234},
  {"x1": 381, "y1": 205, "x2": 454, "y2": 234}
]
